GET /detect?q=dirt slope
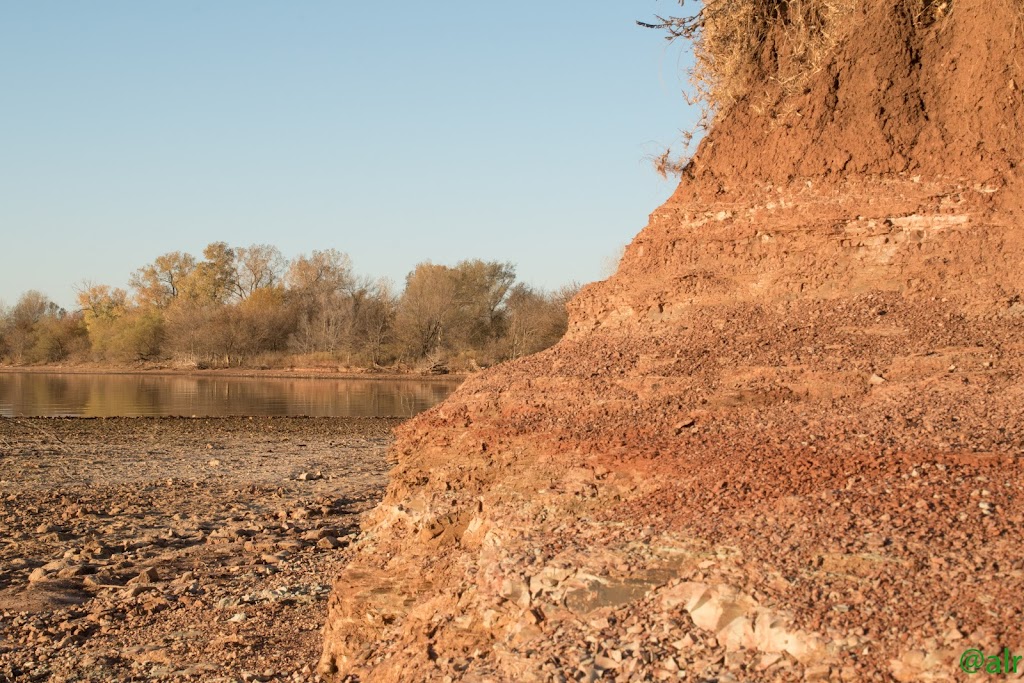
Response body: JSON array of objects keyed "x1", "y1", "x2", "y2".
[
  {"x1": 681, "y1": 0, "x2": 1024, "y2": 207},
  {"x1": 320, "y1": 2, "x2": 1024, "y2": 681}
]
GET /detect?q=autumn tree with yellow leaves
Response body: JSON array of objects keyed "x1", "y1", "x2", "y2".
[{"x1": 1, "y1": 243, "x2": 577, "y2": 371}]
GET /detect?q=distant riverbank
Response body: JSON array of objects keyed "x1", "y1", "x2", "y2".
[{"x1": 0, "y1": 363, "x2": 468, "y2": 383}]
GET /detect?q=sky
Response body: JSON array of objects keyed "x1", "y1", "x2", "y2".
[{"x1": 0, "y1": 1, "x2": 700, "y2": 310}]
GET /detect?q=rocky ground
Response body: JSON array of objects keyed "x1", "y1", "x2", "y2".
[
  {"x1": 320, "y1": 333, "x2": 1024, "y2": 682},
  {"x1": 0, "y1": 416, "x2": 400, "y2": 682},
  {"x1": 319, "y1": 167, "x2": 1024, "y2": 682}
]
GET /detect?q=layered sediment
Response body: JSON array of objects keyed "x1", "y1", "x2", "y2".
[{"x1": 321, "y1": 2, "x2": 1024, "y2": 681}]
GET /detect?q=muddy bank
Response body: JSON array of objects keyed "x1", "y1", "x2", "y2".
[{"x1": 0, "y1": 416, "x2": 401, "y2": 682}]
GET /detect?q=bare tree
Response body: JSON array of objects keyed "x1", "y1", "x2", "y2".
[
  {"x1": 502, "y1": 283, "x2": 578, "y2": 360},
  {"x1": 395, "y1": 263, "x2": 460, "y2": 359},
  {"x1": 233, "y1": 244, "x2": 287, "y2": 301},
  {"x1": 453, "y1": 259, "x2": 516, "y2": 349},
  {"x1": 351, "y1": 278, "x2": 396, "y2": 366},
  {"x1": 286, "y1": 249, "x2": 354, "y2": 298}
]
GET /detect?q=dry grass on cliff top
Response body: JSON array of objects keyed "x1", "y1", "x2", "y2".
[
  {"x1": 657, "y1": 0, "x2": 958, "y2": 113},
  {"x1": 647, "y1": 0, "x2": 966, "y2": 176}
]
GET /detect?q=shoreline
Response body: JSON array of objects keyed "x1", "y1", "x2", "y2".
[{"x1": 0, "y1": 364, "x2": 468, "y2": 383}]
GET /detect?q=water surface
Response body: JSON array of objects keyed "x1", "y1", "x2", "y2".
[{"x1": 0, "y1": 372, "x2": 461, "y2": 418}]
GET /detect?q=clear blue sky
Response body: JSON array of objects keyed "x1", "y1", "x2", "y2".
[{"x1": 0, "y1": 1, "x2": 699, "y2": 310}]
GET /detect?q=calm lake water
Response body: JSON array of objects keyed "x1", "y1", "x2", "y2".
[{"x1": 0, "y1": 372, "x2": 461, "y2": 418}]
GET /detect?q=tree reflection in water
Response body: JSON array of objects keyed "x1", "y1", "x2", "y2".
[{"x1": 0, "y1": 373, "x2": 460, "y2": 417}]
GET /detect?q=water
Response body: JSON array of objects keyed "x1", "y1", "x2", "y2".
[{"x1": 0, "y1": 372, "x2": 461, "y2": 418}]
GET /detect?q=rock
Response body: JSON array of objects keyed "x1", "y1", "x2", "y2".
[
  {"x1": 211, "y1": 634, "x2": 247, "y2": 647},
  {"x1": 123, "y1": 645, "x2": 172, "y2": 665},
  {"x1": 302, "y1": 528, "x2": 327, "y2": 541},
  {"x1": 83, "y1": 572, "x2": 120, "y2": 588},
  {"x1": 316, "y1": 536, "x2": 343, "y2": 549},
  {"x1": 498, "y1": 577, "x2": 531, "y2": 608},
  {"x1": 803, "y1": 664, "x2": 831, "y2": 681},
  {"x1": 128, "y1": 567, "x2": 161, "y2": 584},
  {"x1": 674, "y1": 418, "x2": 696, "y2": 433},
  {"x1": 83, "y1": 542, "x2": 113, "y2": 559},
  {"x1": 140, "y1": 595, "x2": 171, "y2": 614},
  {"x1": 121, "y1": 584, "x2": 157, "y2": 599},
  {"x1": 672, "y1": 635, "x2": 697, "y2": 651},
  {"x1": 55, "y1": 565, "x2": 80, "y2": 579}
]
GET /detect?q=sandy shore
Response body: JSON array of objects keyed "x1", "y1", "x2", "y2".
[{"x1": 0, "y1": 416, "x2": 401, "y2": 682}]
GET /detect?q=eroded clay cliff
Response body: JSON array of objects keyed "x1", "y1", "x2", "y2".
[{"x1": 321, "y1": 2, "x2": 1024, "y2": 680}]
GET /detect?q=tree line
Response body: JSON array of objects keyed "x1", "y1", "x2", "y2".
[{"x1": 0, "y1": 243, "x2": 578, "y2": 371}]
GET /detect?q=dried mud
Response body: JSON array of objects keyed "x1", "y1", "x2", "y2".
[{"x1": 0, "y1": 417, "x2": 400, "y2": 682}]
